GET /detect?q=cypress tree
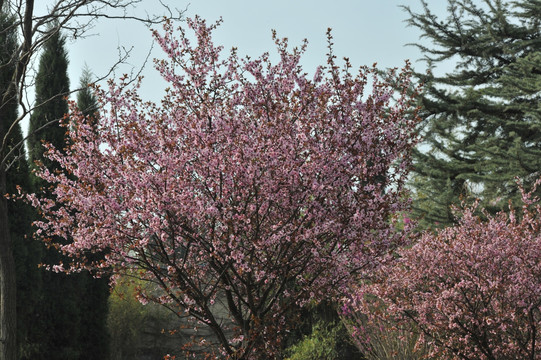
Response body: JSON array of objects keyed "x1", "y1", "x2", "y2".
[
  {"x1": 76, "y1": 68, "x2": 110, "y2": 360},
  {"x1": 27, "y1": 30, "x2": 71, "y2": 174},
  {"x1": 77, "y1": 67, "x2": 99, "y2": 120},
  {"x1": 26, "y1": 29, "x2": 83, "y2": 360},
  {"x1": 0, "y1": 12, "x2": 42, "y2": 359},
  {"x1": 404, "y1": 0, "x2": 541, "y2": 228}
]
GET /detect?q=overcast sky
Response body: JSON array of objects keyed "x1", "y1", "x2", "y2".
[{"x1": 27, "y1": 1, "x2": 451, "y2": 132}]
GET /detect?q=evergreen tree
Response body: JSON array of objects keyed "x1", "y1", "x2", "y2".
[
  {"x1": 76, "y1": 69, "x2": 110, "y2": 360},
  {"x1": 26, "y1": 29, "x2": 83, "y2": 360},
  {"x1": 27, "y1": 30, "x2": 70, "y2": 175},
  {"x1": 405, "y1": 0, "x2": 541, "y2": 228},
  {"x1": 0, "y1": 13, "x2": 42, "y2": 359},
  {"x1": 77, "y1": 67, "x2": 99, "y2": 120}
]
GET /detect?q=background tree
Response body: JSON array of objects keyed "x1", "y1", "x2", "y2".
[
  {"x1": 0, "y1": 12, "x2": 42, "y2": 359},
  {"x1": 405, "y1": 0, "x2": 541, "y2": 227},
  {"x1": 26, "y1": 28, "x2": 86, "y2": 359},
  {"x1": 76, "y1": 67, "x2": 99, "y2": 121},
  {"x1": 0, "y1": 2, "x2": 183, "y2": 359},
  {"x1": 27, "y1": 29, "x2": 70, "y2": 177},
  {"x1": 345, "y1": 181, "x2": 541, "y2": 359},
  {"x1": 27, "y1": 17, "x2": 420, "y2": 359}
]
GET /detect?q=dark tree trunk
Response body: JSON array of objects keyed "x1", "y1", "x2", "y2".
[{"x1": 0, "y1": 167, "x2": 16, "y2": 360}]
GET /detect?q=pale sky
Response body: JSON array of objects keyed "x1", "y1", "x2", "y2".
[
  {"x1": 26, "y1": 1, "x2": 451, "y2": 132},
  {"x1": 66, "y1": 1, "x2": 450, "y2": 97}
]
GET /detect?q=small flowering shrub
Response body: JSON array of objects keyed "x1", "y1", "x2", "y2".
[
  {"x1": 341, "y1": 297, "x2": 431, "y2": 360},
  {"x1": 26, "y1": 16, "x2": 419, "y2": 359},
  {"x1": 345, "y1": 182, "x2": 541, "y2": 359}
]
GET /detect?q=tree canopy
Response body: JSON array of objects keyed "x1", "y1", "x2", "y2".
[{"x1": 27, "y1": 17, "x2": 420, "y2": 359}]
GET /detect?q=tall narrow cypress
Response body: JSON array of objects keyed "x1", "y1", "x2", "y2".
[
  {"x1": 77, "y1": 68, "x2": 99, "y2": 120},
  {"x1": 405, "y1": 0, "x2": 541, "y2": 228},
  {"x1": 27, "y1": 29, "x2": 83, "y2": 360},
  {"x1": 0, "y1": 12, "x2": 42, "y2": 359},
  {"x1": 27, "y1": 30, "x2": 70, "y2": 174}
]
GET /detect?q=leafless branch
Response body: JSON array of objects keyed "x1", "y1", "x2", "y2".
[{"x1": 0, "y1": 0, "x2": 186, "y2": 167}]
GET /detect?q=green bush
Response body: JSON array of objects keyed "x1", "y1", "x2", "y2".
[
  {"x1": 285, "y1": 321, "x2": 351, "y2": 360},
  {"x1": 107, "y1": 277, "x2": 148, "y2": 360}
]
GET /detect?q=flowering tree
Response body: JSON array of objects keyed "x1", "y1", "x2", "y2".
[
  {"x1": 345, "y1": 183, "x2": 541, "y2": 360},
  {"x1": 27, "y1": 17, "x2": 419, "y2": 359}
]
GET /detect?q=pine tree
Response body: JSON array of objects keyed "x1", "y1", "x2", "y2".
[
  {"x1": 76, "y1": 69, "x2": 110, "y2": 360},
  {"x1": 26, "y1": 29, "x2": 83, "y2": 360},
  {"x1": 405, "y1": 0, "x2": 541, "y2": 228},
  {"x1": 0, "y1": 12, "x2": 42, "y2": 359}
]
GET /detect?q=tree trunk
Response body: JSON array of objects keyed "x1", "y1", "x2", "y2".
[{"x1": 0, "y1": 168, "x2": 16, "y2": 360}]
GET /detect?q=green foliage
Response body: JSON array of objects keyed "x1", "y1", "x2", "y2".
[
  {"x1": 406, "y1": 0, "x2": 541, "y2": 228},
  {"x1": 77, "y1": 67, "x2": 99, "y2": 117},
  {"x1": 27, "y1": 29, "x2": 70, "y2": 180},
  {"x1": 107, "y1": 276, "x2": 185, "y2": 360},
  {"x1": 107, "y1": 277, "x2": 148, "y2": 360},
  {"x1": 285, "y1": 321, "x2": 342, "y2": 360},
  {"x1": 30, "y1": 271, "x2": 84, "y2": 360},
  {"x1": 283, "y1": 300, "x2": 363, "y2": 360},
  {"x1": 285, "y1": 320, "x2": 360, "y2": 360}
]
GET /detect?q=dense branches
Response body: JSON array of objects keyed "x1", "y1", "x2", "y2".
[{"x1": 27, "y1": 17, "x2": 420, "y2": 359}]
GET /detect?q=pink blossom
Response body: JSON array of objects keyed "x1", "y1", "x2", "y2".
[
  {"x1": 346, "y1": 182, "x2": 541, "y2": 359},
  {"x1": 27, "y1": 17, "x2": 420, "y2": 359}
]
